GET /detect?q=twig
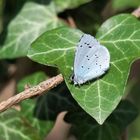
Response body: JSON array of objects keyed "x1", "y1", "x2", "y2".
[
  {"x1": 0, "y1": 74, "x2": 64, "y2": 112},
  {"x1": 132, "y1": 7, "x2": 140, "y2": 18}
]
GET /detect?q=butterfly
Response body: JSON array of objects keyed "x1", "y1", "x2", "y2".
[{"x1": 71, "y1": 34, "x2": 110, "y2": 85}]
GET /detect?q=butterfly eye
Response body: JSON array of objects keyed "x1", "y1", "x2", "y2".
[{"x1": 70, "y1": 74, "x2": 74, "y2": 81}]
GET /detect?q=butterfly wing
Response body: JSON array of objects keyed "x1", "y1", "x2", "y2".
[
  {"x1": 81, "y1": 45, "x2": 110, "y2": 82},
  {"x1": 73, "y1": 34, "x2": 110, "y2": 85}
]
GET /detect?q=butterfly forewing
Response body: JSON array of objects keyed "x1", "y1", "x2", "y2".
[{"x1": 73, "y1": 34, "x2": 110, "y2": 85}]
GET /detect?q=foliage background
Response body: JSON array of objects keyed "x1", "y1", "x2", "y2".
[{"x1": 0, "y1": 0, "x2": 140, "y2": 140}]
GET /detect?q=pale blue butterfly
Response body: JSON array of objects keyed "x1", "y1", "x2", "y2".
[{"x1": 71, "y1": 34, "x2": 110, "y2": 85}]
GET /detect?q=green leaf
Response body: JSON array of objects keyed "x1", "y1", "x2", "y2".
[
  {"x1": 27, "y1": 26, "x2": 82, "y2": 67},
  {"x1": 95, "y1": 14, "x2": 140, "y2": 123},
  {"x1": 54, "y1": 0, "x2": 92, "y2": 12},
  {"x1": 0, "y1": 109, "x2": 41, "y2": 140},
  {"x1": 0, "y1": 2, "x2": 65, "y2": 59},
  {"x1": 113, "y1": 0, "x2": 140, "y2": 10},
  {"x1": 17, "y1": 72, "x2": 53, "y2": 138},
  {"x1": 34, "y1": 82, "x2": 78, "y2": 120},
  {"x1": 64, "y1": 100, "x2": 138, "y2": 140},
  {"x1": 0, "y1": 72, "x2": 54, "y2": 139},
  {"x1": 28, "y1": 14, "x2": 140, "y2": 124},
  {"x1": 0, "y1": 103, "x2": 54, "y2": 140},
  {"x1": 21, "y1": 99, "x2": 54, "y2": 139},
  {"x1": 18, "y1": 72, "x2": 77, "y2": 121}
]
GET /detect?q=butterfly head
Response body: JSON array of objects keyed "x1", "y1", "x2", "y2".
[{"x1": 71, "y1": 74, "x2": 85, "y2": 85}]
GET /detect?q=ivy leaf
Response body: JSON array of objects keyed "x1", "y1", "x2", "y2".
[
  {"x1": 27, "y1": 14, "x2": 140, "y2": 124},
  {"x1": 64, "y1": 100, "x2": 138, "y2": 140},
  {"x1": 0, "y1": 103, "x2": 54, "y2": 140},
  {"x1": 53, "y1": 0, "x2": 92, "y2": 12},
  {"x1": 95, "y1": 14, "x2": 140, "y2": 123},
  {"x1": 20, "y1": 100, "x2": 54, "y2": 139},
  {"x1": 34, "y1": 82, "x2": 78, "y2": 121},
  {"x1": 0, "y1": 72, "x2": 53, "y2": 140},
  {"x1": 0, "y1": 109, "x2": 41, "y2": 140},
  {"x1": 0, "y1": 2, "x2": 65, "y2": 59},
  {"x1": 17, "y1": 72, "x2": 53, "y2": 138}
]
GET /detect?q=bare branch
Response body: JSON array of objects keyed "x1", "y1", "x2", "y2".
[{"x1": 0, "y1": 74, "x2": 64, "y2": 112}]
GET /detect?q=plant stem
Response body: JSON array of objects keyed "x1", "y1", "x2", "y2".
[{"x1": 0, "y1": 74, "x2": 64, "y2": 112}]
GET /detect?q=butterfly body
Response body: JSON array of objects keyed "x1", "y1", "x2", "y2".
[{"x1": 72, "y1": 34, "x2": 110, "y2": 85}]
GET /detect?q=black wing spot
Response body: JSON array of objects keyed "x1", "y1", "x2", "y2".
[
  {"x1": 81, "y1": 66, "x2": 84, "y2": 68},
  {"x1": 96, "y1": 63, "x2": 97, "y2": 65},
  {"x1": 80, "y1": 45, "x2": 82, "y2": 47},
  {"x1": 84, "y1": 42, "x2": 87, "y2": 45},
  {"x1": 88, "y1": 68, "x2": 90, "y2": 70},
  {"x1": 88, "y1": 59, "x2": 90, "y2": 60},
  {"x1": 89, "y1": 46, "x2": 92, "y2": 48},
  {"x1": 95, "y1": 54, "x2": 99, "y2": 58},
  {"x1": 86, "y1": 55, "x2": 88, "y2": 57},
  {"x1": 87, "y1": 43, "x2": 90, "y2": 45}
]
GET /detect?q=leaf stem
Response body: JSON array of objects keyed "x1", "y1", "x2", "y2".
[
  {"x1": 67, "y1": 16, "x2": 77, "y2": 28},
  {"x1": 121, "y1": 129, "x2": 128, "y2": 140}
]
